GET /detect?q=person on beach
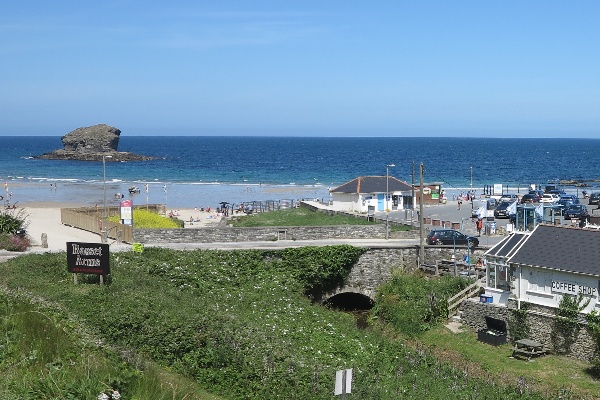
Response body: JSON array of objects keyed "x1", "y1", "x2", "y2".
[{"x1": 476, "y1": 218, "x2": 483, "y2": 236}]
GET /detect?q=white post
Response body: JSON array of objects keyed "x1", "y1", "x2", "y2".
[{"x1": 385, "y1": 163, "x2": 395, "y2": 239}]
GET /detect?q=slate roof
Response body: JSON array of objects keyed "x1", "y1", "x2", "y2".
[
  {"x1": 508, "y1": 224, "x2": 600, "y2": 277},
  {"x1": 330, "y1": 176, "x2": 413, "y2": 194}
]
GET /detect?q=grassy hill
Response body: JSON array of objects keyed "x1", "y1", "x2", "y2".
[{"x1": 0, "y1": 246, "x2": 596, "y2": 399}]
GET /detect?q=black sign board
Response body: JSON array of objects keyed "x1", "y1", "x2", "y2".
[{"x1": 66, "y1": 242, "x2": 110, "y2": 275}]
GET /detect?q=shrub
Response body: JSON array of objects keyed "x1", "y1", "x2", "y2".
[
  {"x1": 108, "y1": 208, "x2": 180, "y2": 228},
  {"x1": 0, "y1": 207, "x2": 28, "y2": 234},
  {"x1": 373, "y1": 272, "x2": 472, "y2": 336},
  {"x1": 0, "y1": 233, "x2": 31, "y2": 251},
  {"x1": 0, "y1": 208, "x2": 30, "y2": 251}
]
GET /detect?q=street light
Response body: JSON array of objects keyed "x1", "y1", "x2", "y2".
[
  {"x1": 385, "y1": 163, "x2": 395, "y2": 239},
  {"x1": 102, "y1": 155, "x2": 112, "y2": 243}
]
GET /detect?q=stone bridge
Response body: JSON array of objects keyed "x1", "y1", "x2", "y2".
[{"x1": 319, "y1": 246, "x2": 485, "y2": 306}]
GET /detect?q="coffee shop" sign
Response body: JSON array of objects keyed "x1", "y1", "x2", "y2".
[
  {"x1": 551, "y1": 280, "x2": 598, "y2": 297},
  {"x1": 67, "y1": 242, "x2": 110, "y2": 275}
]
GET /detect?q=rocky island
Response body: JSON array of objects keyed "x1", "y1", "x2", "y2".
[{"x1": 35, "y1": 124, "x2": 153, "y2": 162}]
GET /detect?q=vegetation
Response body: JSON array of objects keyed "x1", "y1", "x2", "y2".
[
  {"x1": 509, "y1": 301, "x2": 531, "y2": 342},
  {"x1": 419, "y1": 324, "x2": 600, "y2": 398},
  {"x1": 552, "y1": 294, "x2": 590, "y2": 354},
  {"x1": 108, "y1": 208, "x2": 181, "y2": 228},
  {"x1": 230, "y1": 207, "x2": 379, "y2": 227},
  {"x1": 0, "y1": 247, "x2": 595, "y2": 398},
  {"x1": 0, "y1": 292, "x2": 224, "y2": 400},
  {"x1": 585, "y1": 311, "x2": 600, "y2": 375},
  {"x1": 373, "y1": 272, "x2": 472, "y2": 336},
  {"x1": 0, "y1": 207, "x2": 30, "y2": 251}
]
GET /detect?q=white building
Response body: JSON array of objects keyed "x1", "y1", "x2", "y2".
[
  {"x1": 484, "y1": 224, "x2": 600, "y2": 314},
  {"x1": 328, "y1": 176, "x2": 414, "y2": 213}
]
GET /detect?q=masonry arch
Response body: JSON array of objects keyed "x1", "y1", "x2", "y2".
[{"x1": 320, "y1": 286, "x2": 375, "y2": 309}]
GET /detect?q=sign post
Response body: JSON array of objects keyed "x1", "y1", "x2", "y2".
[
  {"x1": 120, "y1": 199, "x2": 133, "y2": 226},
  {"x1": 334, "y1": 368, "x2": 352, "y2": 399},
  {"x1": 67, "y1": 242, "x2": 110, "y2": 284}
]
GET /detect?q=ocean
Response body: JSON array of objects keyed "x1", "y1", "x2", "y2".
[{"x1": 1, "y1": 136, "x2": 599, "y2": 209}]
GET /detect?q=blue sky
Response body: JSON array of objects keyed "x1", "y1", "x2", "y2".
[{"x1": 1, "y1": 1, "x2": 599, "y2": 137}]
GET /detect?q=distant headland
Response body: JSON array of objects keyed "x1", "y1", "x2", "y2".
[{"x1": 34, "y1": 124, "x2": 153, "y2": 162}]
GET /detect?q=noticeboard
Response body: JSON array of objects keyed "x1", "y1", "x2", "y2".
[
  {"x1": 121, "y1": 199, "x2": 133, "y2": 226},
  {"x1": 66, "y1": 242, "x2": 110, "y2": 275}
]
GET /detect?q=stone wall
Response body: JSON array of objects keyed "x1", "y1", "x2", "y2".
[
  {"x1": 317, "y1": 246, "x2": 486, "y2": 301},
  {"x1": 134, "y1": 225, "x2": 392, "y2": 243},
  {"x1": 343, "y1": 248, "x2": 417, "y2": 299},
  {"x1": 461, "y1": 299, "x2": 598, "y2": 361}
]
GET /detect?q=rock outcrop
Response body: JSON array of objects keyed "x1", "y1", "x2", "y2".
[{"x1": 35, "y1": 124, "x2": 153, "y2": 161}]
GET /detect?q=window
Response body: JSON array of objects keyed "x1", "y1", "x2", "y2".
[{"x1": 528, "y1": 270, "x2": 551, "y2": 293}]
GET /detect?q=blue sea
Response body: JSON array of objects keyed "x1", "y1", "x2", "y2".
[{"x1": 1, "y1": 136, "x2": 599, "y2": 209}]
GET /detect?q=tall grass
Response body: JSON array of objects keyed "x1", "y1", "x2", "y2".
[{"x1": 0, "y1": 292, "x2": 224, "y2": 400}]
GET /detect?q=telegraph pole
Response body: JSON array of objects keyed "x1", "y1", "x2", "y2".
[
  {"x1": 411, "y1": 161, "x2": 415, "y2": 226},
  {"x1": 419, "y1": 162, "x2": 425, "y2": 267}
]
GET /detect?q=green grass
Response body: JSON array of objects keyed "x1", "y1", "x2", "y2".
[
  {"x1": 0, "y1": 249, "x2": 595, "y2": 399},
  {"x1": 418, "y1": 324, "x2": 600, "y2": 399},
  {"x1": 0, "y1": 294, "x2": 224, "y2": 400},
  {"x1": 231, "y1": 206, "x2": 395, "y2": 227}
]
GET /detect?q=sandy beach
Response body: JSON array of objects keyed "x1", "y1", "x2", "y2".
[{"x1": 7, "y1": 204, "x2": 227, "y2": 254}]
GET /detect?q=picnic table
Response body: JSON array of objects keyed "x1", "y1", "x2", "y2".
[{"x1": 511, "y1": 339, "x2": 546, "y2": 361}]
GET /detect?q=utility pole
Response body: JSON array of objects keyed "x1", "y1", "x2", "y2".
[
  {"x1": 411, "y1": 161, "x2": 415, "y2": 226},
  {"x1": 419, "y1": 162, "x2": 425, "y2": 267}
]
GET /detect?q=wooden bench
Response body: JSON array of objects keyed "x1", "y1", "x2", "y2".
[{"x1": 511, "y1": 339, "x2": 546, "y2": 361}]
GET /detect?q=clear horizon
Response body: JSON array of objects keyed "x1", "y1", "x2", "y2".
[{"x1": 2, "y1": 1, "x2": 599, "y2": 138}]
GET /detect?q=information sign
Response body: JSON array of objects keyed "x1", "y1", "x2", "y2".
[
  {"x1": 66, "y1": 242, "x2": 110, "y2": 275},
  {"x1": 121, "y1": 199, "x2": 133, "y2": 226}
]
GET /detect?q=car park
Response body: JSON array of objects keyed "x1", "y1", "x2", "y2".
[
  {"x1": 494, "y1": 201, "x2": 513, "y2": 219},
  {"x1": 589, "y1": 192, "x2": 600, "y2": 206},
  {"x1": 563, "y1": 204, "x2": 589, "y2": 220},
  {"x1": 426, "y1": 229, "x2": 479, "y2": 248}
]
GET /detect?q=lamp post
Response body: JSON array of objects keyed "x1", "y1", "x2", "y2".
[
  {"x1": 470, "y1": 164, "x2": 474, "y2": 212},
  {"x1": 385, "y1": 163, "x2": 395, "y2": 239},
  {"x1": 102, "y1": 155, "x2": 112, "y2": 243}
]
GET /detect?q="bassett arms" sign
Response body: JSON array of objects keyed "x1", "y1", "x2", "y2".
[{"x1": 67, "y1": 242, "x2": 110, "y2": 275}]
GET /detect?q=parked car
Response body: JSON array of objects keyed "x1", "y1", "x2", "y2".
[
  {"x1": 499, "y1": 194, "x2": 519, "y2": 202},
  {"x1": 563, "y1": 204, "x2": 589, "y2": 220},
  {"x1": 520, "y1": 194, "x2": 538, "y2": 204},
  {"x1": 528, "y1": 190, "x2": 544, "y2": 201},
  {"x1": 540, "y1": 194, "x2": 560, "y2": 203},
  {"x1": 426, "y1": 229, "x2": 479, "y2": 248},
  {"x1": 557, "y1": 195, "x2": 579, "y2": 207},
  {"x1": 494, "y1": 201, "x2": 513, "y2": 219},
  {"x1": 589, "y1": 192, "x2": 600, "y2": 206},
  {"x1": 548, "y1": 189, "x2": 566, "y2": 196}
]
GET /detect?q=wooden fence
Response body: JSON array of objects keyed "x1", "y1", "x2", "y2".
[
  {"x1": 447, "y1": 281, "x2": 482, "y2": 316},
  {"x1": 60, "y1": 204, "x2": 165, "y2": 244}
]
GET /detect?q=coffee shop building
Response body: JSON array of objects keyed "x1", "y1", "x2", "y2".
[
  {"x1": 460, "y1": 224, "x2": 600, "y2": 360},
  {"x1": 483, "y1": 224, "x2": 600, "y2": 313}
]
